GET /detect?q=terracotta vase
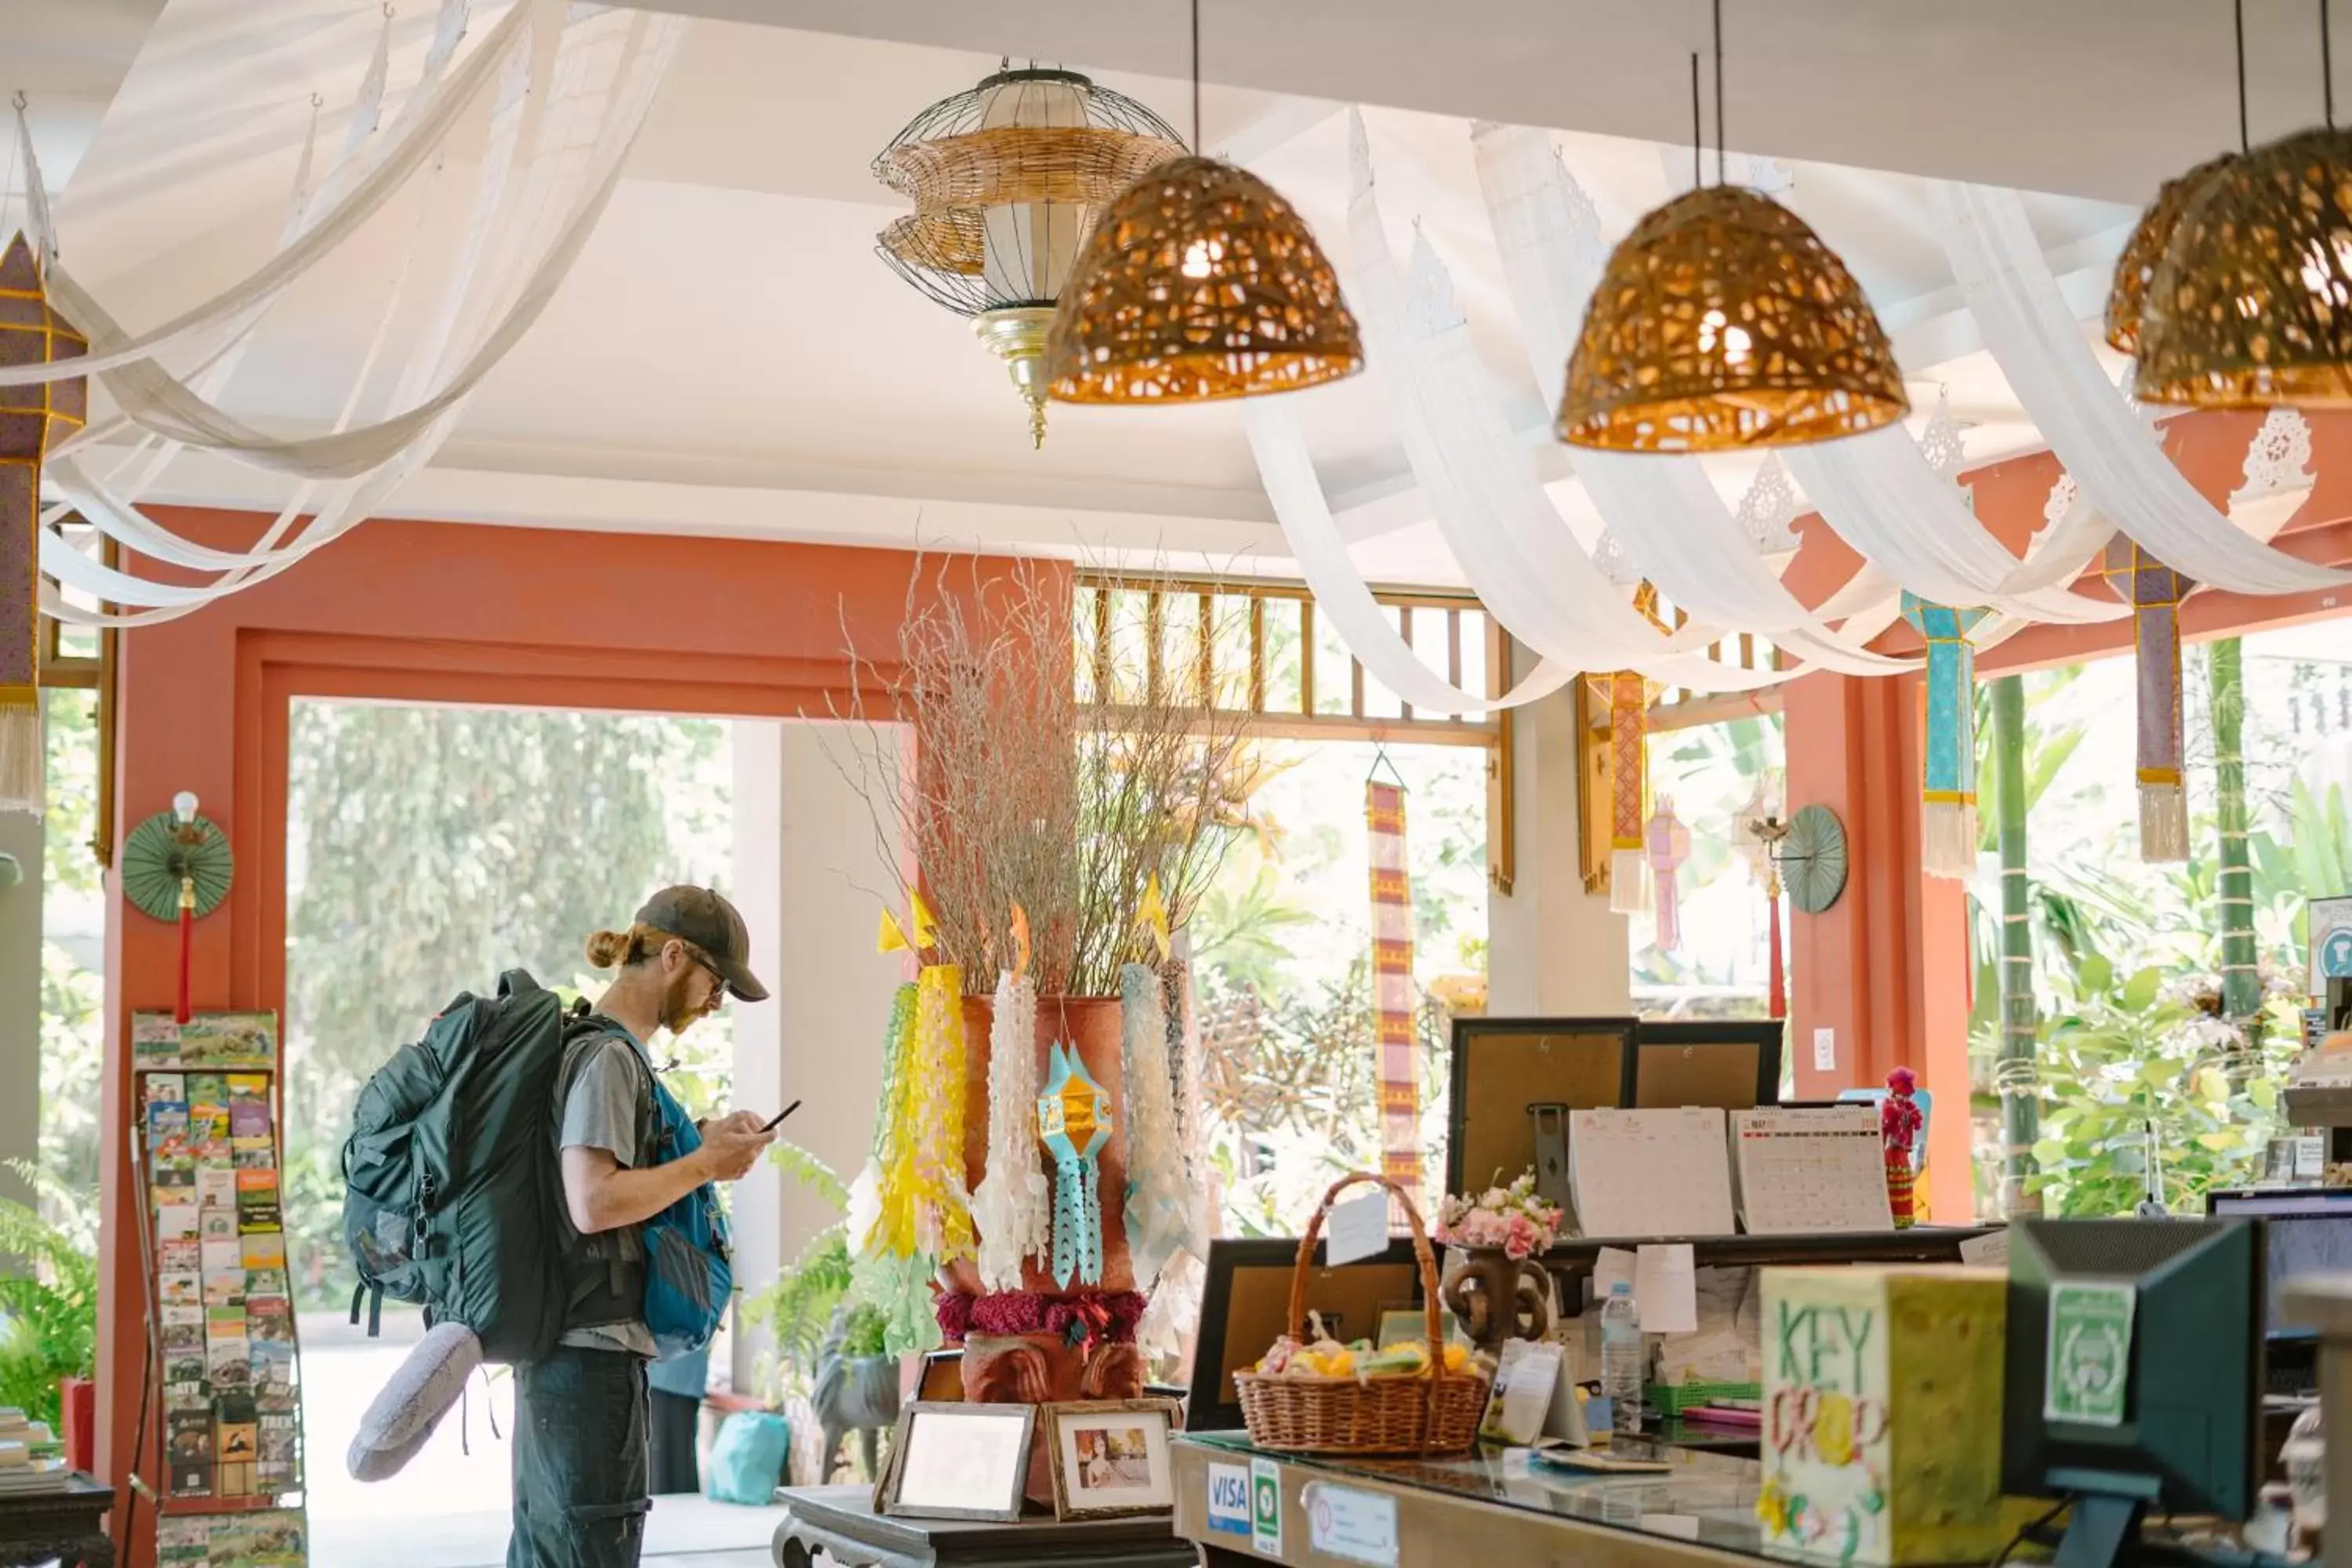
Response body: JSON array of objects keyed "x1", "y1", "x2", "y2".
[
  {"x1": 943, "y1": 993, "x2": 1135, "y2": 1298},
  {"x1": 1438, "y1": 1247, "x2": 1552, "y2": 1353}
]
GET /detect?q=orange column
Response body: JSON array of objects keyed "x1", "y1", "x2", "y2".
[{"x1": 1782, "y1": 668, "x2": 1973, "y2": 1221}]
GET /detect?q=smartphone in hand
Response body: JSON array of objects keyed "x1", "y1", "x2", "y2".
[{"x1": 761, "y1": 1100, "x2": 802, "y2": 1134}]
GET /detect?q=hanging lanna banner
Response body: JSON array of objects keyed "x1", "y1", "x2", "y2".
[
  {"x1": 2102, "y1": 539, "x2": 2192, "y2": 862},
  {"x1": 1900, "y1": 594, "x2": 1990, "y2": 880},
  {"x1": 1365, "y1": 778, "x2": 1424, "y2": 1220},
  {"x1": 0, "y1": 231, "x2": 87, "y2": 812}
]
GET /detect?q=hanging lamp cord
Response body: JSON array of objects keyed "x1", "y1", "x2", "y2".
[
  {"x1": 1689, "y1": 53, "x2": 1701, "y2": 188},
  {"x1": 2237, "y1": 0, "x2": 2250, "y2": 151},
  {"x1": 1190, "y1": 0, "x2": 1201, "y2": 154},
  {"x1": 2326, "y1": 0, "x2": 2339, "y2": 129},
  {"x1": 1714, "y1": 0, "x2": 1726, "y2": 184}
]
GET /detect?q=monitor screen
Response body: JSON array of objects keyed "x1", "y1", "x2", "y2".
[{"x1": 2208, "y1": 1191, "x2": 2352, "y2": 1335}]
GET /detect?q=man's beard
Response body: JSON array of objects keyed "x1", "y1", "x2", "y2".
[{"x1": 659, "y1": 972, "x2": 708, "y2": 1036}]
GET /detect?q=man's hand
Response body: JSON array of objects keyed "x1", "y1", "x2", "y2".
[{"x1": 696, "y1": 1112, "x2": 775, "y2": 1182}]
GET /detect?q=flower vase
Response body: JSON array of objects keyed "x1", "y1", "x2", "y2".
[{"x1": 1438, "y1": 1247, "x2": 1552, "y2": 1354}]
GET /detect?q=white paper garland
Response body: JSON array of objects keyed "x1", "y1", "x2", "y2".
[
  {"x1": 1120, "y1": 962, "x2": 1192, "y2": 1295},
  {"x1": 969, "y1": 970, "x2": 1050, "y2": 1294}
]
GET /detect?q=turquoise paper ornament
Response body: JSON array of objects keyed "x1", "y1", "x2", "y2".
[{"x1": 1037, "y1": 1042, "x2": 1112, "y2": 1289}]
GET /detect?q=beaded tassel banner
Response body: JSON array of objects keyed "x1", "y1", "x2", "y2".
[
  {"x1": 2103, "y1": 539, "x2": 2193, "y2": 862},
  {"x1": 1038, "y1": 1042, "x2": 1112, "y2": 1290},
  {"x1": 970, "y1": 969, "x2": 1050, "y2": 1292},
  {"x1": 1120, "y1": 961, "x2": 1191, "y2": 1292},
  {"x1": 0, "y1": 233, "x2": 88, "y2": 813},
  {"x1": 1604, "y1": 670, "x2": 1657, "y2": 915},
  {"x1": 1645, "y1": 797, "x2": 1691, "y2": 953},
  {"x1": 1365, "y1": 781, "x2": 1425, "y2": 1217},
  {"x1": 846, "y1": 984, "x2": 939, "y2": 1355},
  {"x1": 1900, "y1": 594, "x2": 1990, "y2": 880}
]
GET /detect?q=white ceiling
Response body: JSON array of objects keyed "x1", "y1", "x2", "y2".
[{"x1": 19, "y1": 0, "x2": 2234, "y2": 583}]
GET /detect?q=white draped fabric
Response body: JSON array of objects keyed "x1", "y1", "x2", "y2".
[
  {"x1": 41, "y1": 5, "x2": 684, "y2": 621},
  {"x1": 1934, "y1": 181, "x2": 2350, "y2": 595},
  {"x1": 0, "y1": 0, "x2": 536, "y2": 388}
]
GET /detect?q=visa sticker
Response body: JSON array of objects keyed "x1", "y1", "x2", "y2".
[{"x1": 1207, "y1": 1462, "x2": 1252, "y2": 1538}]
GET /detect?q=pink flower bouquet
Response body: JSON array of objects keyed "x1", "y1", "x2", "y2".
[{"x1": 1434, "y1": 1172, "x2": 1563, "y2": 1261}]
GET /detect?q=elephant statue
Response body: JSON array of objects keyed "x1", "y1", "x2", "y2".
[{"x1": 809, "y1": 1305, "x2": 899, "y2": 1483}]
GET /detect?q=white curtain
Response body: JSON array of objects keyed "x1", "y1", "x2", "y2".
[{"x1": 1934, "y1": 180, "x2": 2350, "y2": 595}]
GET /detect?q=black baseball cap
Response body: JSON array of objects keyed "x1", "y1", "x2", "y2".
[{"x1": 637, "y1": 885, "x2": 769, "y2": 1003}]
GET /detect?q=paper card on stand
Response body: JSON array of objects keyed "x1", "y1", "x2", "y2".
[
  {"x1": 1594, "y1": 1247, "x2": 1638, "y2": 1300},
  {"x1": 1730, "y1": 1105, "x2": 1893, "y2": 1235},
  {"x1": 1634, "y1": 1244, "x2": 1699, "y2": 1334},
  {"x1": 1959, "y1": 1230, "x2": 2012, "y2": 1268},
  {"x1": 1323, "y1": 1190, "x2": 1390, "y2": 1268}
]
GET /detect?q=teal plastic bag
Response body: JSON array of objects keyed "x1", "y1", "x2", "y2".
[{"x1": 706, "y1": 1411, "x2": 790, "y2": 1506}]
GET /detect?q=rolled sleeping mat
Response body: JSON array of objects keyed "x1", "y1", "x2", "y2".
[{"x1": 348, "y1": 1320, "x2": 483, "y2": 1481}]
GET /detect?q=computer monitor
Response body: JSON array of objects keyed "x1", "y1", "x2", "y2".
[
  {"x1": 2205, "y1": 1187, "x2": 2352, "y2": 1337},
  {"x1": 2002, "y1": 1218, "x2": 2262, "y2": 1568}
]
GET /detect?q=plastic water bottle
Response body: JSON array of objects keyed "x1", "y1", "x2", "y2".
[{"x1": 1599, "y1": 1280, "x2": 1644, "y2": 1438}]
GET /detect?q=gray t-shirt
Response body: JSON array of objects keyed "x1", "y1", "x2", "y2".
[{"x1": 556, "y1": 1025, "x2": 658, "y2": 1357}]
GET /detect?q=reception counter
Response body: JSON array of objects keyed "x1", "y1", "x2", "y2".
[{"x1": 1173, "y1": 1432, "x2": 1787, "y2": 1567}]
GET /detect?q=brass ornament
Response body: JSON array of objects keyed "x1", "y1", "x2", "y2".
[
  {"x1": 2133, "y1": 126, "x2": 2352, "y2": 408},
  {"x1": 1558, "y1": 184, "x2": 1908, "y2": 452},
  {"x1": 2104, "y1": 152, "x2": 2239, "y2": 354},
  {"x1": 1043, "y1": 154, "x2": 1363, "y2": 405}
]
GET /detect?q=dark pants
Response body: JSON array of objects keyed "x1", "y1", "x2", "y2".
[
  {"x1": 510, "y1": 1345, "x2": 650, "y2": 1568},
  {"x1": 647, "y1": 1389, "x2": 699, "y2": 1495}
]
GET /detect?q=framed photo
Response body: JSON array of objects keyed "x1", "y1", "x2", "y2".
[
  {"x1": 1044, "y1": 1399, "x2": 1181, "y2": 1521},
  {"x1": 1191, "y1": 1236, "x2": 1425, "y2": 1432},
  {"x1": 877, "y1": 1401, "x2": 1032, "y2": 1523},
  {"x1": 1445, "y1": 1016, "x2": 1637, "y2": 1196}
]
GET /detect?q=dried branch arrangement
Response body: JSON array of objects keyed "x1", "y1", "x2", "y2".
[{"x1": 832, "y1": 557, "x2": 1258, "y2": 997}]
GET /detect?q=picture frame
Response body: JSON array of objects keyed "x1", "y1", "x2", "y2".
[
  {"x1": 1191, "y1": 1236, "x2": 1425, "y2": 1432},
  {"x1": 1444, "y1": 1016, "x2": 1638, "y2": 1197},
  {"x1": 1631, "y1": 1019, "x2": 1785, "y2": 1111},
  {"x1": 876, "y1": 1401, "x2": 1033, "y2": 1523},
  {"x1": 1043, "y1": 1399, "x2": 1181, "y2": 1521}
]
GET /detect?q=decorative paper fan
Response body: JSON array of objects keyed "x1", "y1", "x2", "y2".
[
  {"x1": 1780, "y1": 804, "x2": 1849, "y2": 916},
  {"x1": 122, "y1": 809, "x2": 235, "y2": 922}
]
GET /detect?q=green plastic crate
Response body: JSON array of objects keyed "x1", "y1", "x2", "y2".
[{"x1": 1643, "y1": 1378, "x2": 1760, "y2": 1415}]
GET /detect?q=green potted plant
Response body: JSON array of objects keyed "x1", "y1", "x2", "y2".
[
  {"x1": 0, "y1": 1162, "x2": 97, "y2": 1436},
  {"x1": 741, "y1": 1145, "x2": 896, "y2": 1481}
]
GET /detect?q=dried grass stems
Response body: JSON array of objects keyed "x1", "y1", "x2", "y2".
[{"x1": 827, "y1": 555, "x2": 1259, "y2": 998}]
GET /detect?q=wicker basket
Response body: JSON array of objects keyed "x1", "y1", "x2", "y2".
[{"x1": 1232, "y1": 1174, "x2": 1492, "y2": 1456}]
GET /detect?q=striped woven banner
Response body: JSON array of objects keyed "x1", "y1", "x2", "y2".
[{"x1": 1366, "y1": 780, "x2": 1422, "y2": 1221}]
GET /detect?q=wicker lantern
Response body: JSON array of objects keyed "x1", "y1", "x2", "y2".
[
  {"x1": 1043, "y1": 154, "x2": 1363, "y2": 405},
  {"x1": 873, "y1": 67, "x2": 1185, "y2": 446},
  {"x1": 2134, "y1": 127, "x2": 2352, "y2": 408},
  {"x1": 2105, "y1": 152, "x2": 2238, "y2": 354},
  {"x1": 1558, "y1": 184, "x2": 1907, "y2": 452}
]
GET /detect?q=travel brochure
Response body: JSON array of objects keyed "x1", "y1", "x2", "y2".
[
  {"x1": 133, "y1": 1012, "x2": 280, "y2": 1071},
  {"x1": 156, "y1": 1509, "x2": 307, "y2": 1568},
  {"x1": 141, "y1": 1054, "x2": 305, "y2": 1512}
]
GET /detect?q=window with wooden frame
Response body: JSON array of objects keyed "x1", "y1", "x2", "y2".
[
  {"x1": 1073, "y1": 573, "x2": 1517, "y2": 892},
  {"x1": 34, "y1": 517, "x2": 118, "y2": 866}
]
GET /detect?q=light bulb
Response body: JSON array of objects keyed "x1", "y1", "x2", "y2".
[
  {"x1": 1698, "y1": 308, "x2": 1753, "y2": 369},
  {"x1": 1180, "y1": 238, "x2": 1223, "y2": 280},
  {"x1": 172, "y1": 790, "x2": 199, "y2": 826}
]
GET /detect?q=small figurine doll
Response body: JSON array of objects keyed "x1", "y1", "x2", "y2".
[{"x1": 1882, "y1": 1066, "x2": 1923, "y2": 1229}]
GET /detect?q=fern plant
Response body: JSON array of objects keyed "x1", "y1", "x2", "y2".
[
  {"x1": 0, "y1": 1161, "x2": 98, "y2": 1428},
  {"x1": 739, "y1": 1143, "x2": 888, "y2": 1397}
]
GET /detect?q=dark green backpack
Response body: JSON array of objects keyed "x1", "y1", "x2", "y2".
[{"x1": 340, "y1": 969, "x2": 642, "y2": 1363}]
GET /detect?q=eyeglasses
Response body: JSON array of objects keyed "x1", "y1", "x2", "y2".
[{"x1": 676, "y1": 944, "x2": 731, "y2": 1003}]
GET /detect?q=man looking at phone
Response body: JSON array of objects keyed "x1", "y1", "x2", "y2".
[{"x1": 509, "y1": 886, "x2": 776, "y2": 1568}]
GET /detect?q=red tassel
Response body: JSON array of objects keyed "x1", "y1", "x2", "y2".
[
  {"x1": 176, "y1": 893, "x2": 194, "y2": 1025},
  {"x1": 1766, "y1": 891, "x2": 1786, "y2": 1022}
]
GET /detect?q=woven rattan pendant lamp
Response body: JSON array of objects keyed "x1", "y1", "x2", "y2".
[
  {"x1": 2135, "y1": 2, "x2": 2352, "y2": 407},
  {"x1": 1558, "y1": 4, "x2": 1907, "y2": 452},
  {"x1": 873, "y1": 64, "x2": 1186, "y2": 446},
  {"x1": 1042, "y1": 0, "x2": 1363, "y2": 405},
  {"x1": 2105, "y1": 2, "x2": 2251, "y2": 354}
]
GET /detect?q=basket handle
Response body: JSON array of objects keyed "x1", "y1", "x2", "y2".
[{"x1": 1290, "y1": 1173, "x2": 1450, "y2": 1387}]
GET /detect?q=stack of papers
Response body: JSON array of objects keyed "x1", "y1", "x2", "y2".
[{"x1": 0, "y1": 1412, "x2": 71, "y2": 1491}]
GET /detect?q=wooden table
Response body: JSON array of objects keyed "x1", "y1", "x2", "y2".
[
  {"x1": 0, "y1": 1473, "x2": 113, "y2": 1567},
  {"x1": 774, "y1": 1486, "x2": 1196, "y2": 1568}
]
